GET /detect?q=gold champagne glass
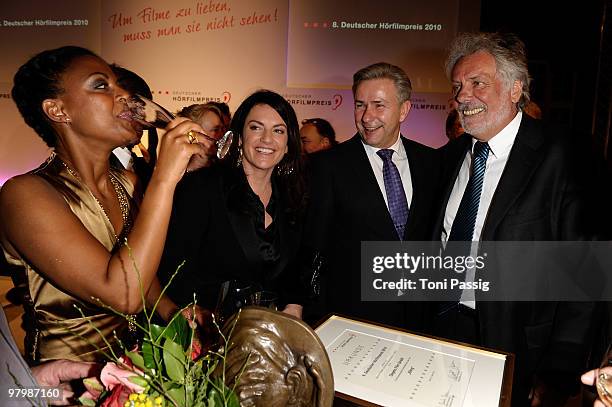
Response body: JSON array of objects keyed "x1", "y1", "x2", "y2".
[{"x1": 127, "y1": 94, "x2": 233, "y2": 160}]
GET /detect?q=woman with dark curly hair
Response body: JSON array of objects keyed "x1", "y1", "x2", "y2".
[
  {"x1": 158, "y1": 90, "x2": 307, "y2": 319},
  {"x1": 0, "y1": 46, "x2": 208, "y2": 362}
]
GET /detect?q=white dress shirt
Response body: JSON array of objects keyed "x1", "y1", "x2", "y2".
[
  {"x1": 442, "y1": 111, "x2": 522, "y2": 307},
  {"x1": 112, "y1": 146, "x2": 134, "y2": 170},
  {"x1": 362, "y1": 133, "x2": 413, "y2": 212}
]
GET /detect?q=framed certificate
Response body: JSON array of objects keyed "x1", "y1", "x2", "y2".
[{"x1": 315, "y1": 315, "x2": 513, "y2": 407}]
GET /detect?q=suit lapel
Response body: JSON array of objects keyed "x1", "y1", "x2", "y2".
[
  {"x1": 433, "y1": 135, "x2": 471, "y2": 238},
  {"x1": 344, "y1": 135, "x2": 398, "y2": 240},
  {"x1": 402, "y1": 137, "x2": 421, "y2": 240},
  {"x1": 481, "y1": 116, "x2": 547, "y2": 240}
]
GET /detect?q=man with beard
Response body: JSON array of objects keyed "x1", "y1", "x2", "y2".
[{"x1": 432, "y1": 32, "x2": 601, "y2": 406}]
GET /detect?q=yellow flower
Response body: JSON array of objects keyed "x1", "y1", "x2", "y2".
[{"x1": 129, "y1": 393, "x2": 138, "y2": 401}]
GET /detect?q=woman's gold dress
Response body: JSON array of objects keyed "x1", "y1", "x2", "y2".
[{"x1": 2, "y1": 153, "x2": 138, "y2": 363}]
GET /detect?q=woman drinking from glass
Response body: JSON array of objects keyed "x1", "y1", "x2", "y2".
[{"x1": 0, "y1": 46, "x2": 209, "y2": 362}]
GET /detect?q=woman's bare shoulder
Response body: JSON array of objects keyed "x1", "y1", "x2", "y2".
[
  {"x1": 0, "y1": 173, "x2": 69, "y2": 216},
  {"x1": 1, "y1": 173, "x2": 60, "y2": 198}
]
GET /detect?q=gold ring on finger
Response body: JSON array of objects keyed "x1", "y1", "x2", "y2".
[
  {"x1": 597, "y1": 372, "x2": 612, "y2": 404},
  {"x1": 186, "y1": 130, "x2": 197, "y2": 144}
]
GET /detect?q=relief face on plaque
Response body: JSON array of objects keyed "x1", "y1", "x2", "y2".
[{"x1": 221, "y1": 307, "x2": 334, "y2": 407}]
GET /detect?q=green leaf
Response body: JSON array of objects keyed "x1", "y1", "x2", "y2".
[
  {"x1": 188, "y1": 361, "x2": 204, "y2": 377},
  {"x1": 163, "y1": 381, "x2": 179, "y2": 391},
  {"x1": 148, "y1": 390, "x2": 161, "y2": 399},
  {"x1": 209, "y1": 377, "x2": 240, "y2": 407},
  {"x1": 82, "y1": 377, "x2": 104, "y2": 392},
  {"x1": 207, "y1": 387, "x2": 221, "y2": 407},
  {"x1": 164, "y1": 312, "x2": 191, "y2": 349},
  {"x1": 142, "y1": 324, "x2": 165, "y2": 369},
  {"x1": 167, "y1": 387, "x2": 186, "y2": 407},
  {"x1": 163, "y1": 337, "x2": 186, "y2": 382},
  {"x1": 150, "y1": 324, "x2": 165, "y2": 341},
  {"x1": 142, "y1": 340, "x2": 155, "y2": 370},
  {"x1": 78, "y1": 395, "x2": 96, "y2": 406},
  {"x1": 126, "y1": 350, "x2": 145, "y2": 370},
  {"x1": 128, "y1": 374, "x2": 148, "y2": 388},
  {"x1": 227, "y1": 391, "x2": 241, "y2": 407}
]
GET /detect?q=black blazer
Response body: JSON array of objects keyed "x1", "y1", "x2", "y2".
[
  {"x1": 304, "y1": 134, "x2": 440, "y2": 329},
  {"x1": 433, "y1": 115, "x2": 600, "y2": 401},
  {"x1": 157, "y1": 166, "x2": 303, "y2": 310}
]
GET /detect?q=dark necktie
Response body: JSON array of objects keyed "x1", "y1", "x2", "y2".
[
  {"x1": 377, "y1": 149, "x2": 409, "y2": 239},
  {"x1": 448, "y1": 141, "x2": 490, "y2": 241}
]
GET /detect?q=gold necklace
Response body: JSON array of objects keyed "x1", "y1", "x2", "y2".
[
  {"x1": 59, "y1": 158, "x2": 131, "y2": 242},
  {"x1": 57, "y1": 156, "x2": 138, "y2": 336}
]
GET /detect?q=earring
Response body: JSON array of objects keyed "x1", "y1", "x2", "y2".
[
  {"x1": 236, "y1": 146, "x2": 243, "y2": 167},
  {"x1": 276, "y1": 160, "x2": 294, "y2": 176},
  {"x1": 235, "y1": 137, "x2": 243, "y2": 167}
]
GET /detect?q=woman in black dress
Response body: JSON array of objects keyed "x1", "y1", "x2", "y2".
[{"x1": 158, "y1": 90, "x2": 307, "y2": 319}]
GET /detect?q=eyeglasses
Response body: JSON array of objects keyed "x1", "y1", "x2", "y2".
[{"x1": 301, "y1": 118, "x2": 321, "y2": 125}]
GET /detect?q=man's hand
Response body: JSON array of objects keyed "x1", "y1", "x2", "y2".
[
  {"x1": 31, "y1": 360, "x2": 101, "y2": 405},
  {"x1": 282, "y1": 303, "x2": 303, "y2": 319},
  {"x1": 582, "y1": 367, "x2": 612, "y2": 407}
]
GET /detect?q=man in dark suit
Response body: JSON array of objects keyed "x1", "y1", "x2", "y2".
[
  {"x1": 303, "y1": 62, "x2": 439, "y2": 330},
  {"x1": 433, "y1": 32, "x2": 600, "y2": 406}
]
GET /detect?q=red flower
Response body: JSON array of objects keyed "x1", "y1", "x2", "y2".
[
  {"x1": 100, "y1": 359, "x2": 144, "y2": 393},
  {"x1": 191, "y1": 335, "x2": 203, "y2": 361},
  {"x1": 100, "y1": 384, "x2": 131, "y2": 407}
]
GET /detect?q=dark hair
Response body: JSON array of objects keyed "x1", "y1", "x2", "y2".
[
  {"x1": 110, "y1": 64, "x2": 152, "y2": 99},
  {"x1": 352, "y1": 62, "x2": 412, "y2": 103},
  {"x1": 12, "y1": 46, "x2": 98, "y2": 147},
  {"x1": 301, "y1": 118, "x2": 338, "y2": 146},
  {"x1": 445, "y1": 32, "x2": 531, "y2": 109},
  {"x1": 227, "y1": 90, "x2": 306, "y2": 214}
]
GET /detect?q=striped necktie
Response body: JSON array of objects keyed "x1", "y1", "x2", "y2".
[{"x1": 448, "y1": 141, "x2": 490, "y2": 241}]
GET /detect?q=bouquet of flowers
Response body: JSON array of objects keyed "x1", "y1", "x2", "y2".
[{"x1": 76, "y1": 260, "x2": 241, "y2": 407}]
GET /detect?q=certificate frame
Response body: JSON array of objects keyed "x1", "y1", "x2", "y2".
[{"x1": 315, "y1": 314, "x2": 514, "y2": 407}]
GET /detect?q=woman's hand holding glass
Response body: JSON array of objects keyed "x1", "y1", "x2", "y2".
[
  {"x1": 152, "y1": 117, "x2": 211, "y2": 184},
  {"x1": 127, "y1": 94, "x2": 233, "y2": 164}
]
